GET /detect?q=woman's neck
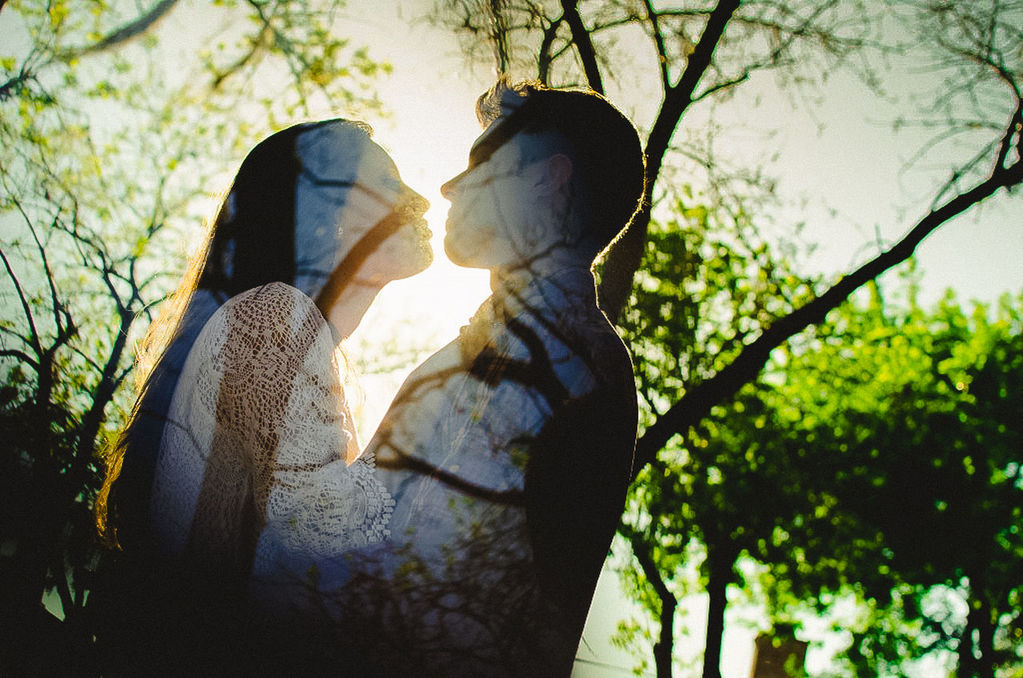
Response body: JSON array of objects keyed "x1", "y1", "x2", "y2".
[{"x1": 325, "y1": 282, "x2": 386, "y2": 341}]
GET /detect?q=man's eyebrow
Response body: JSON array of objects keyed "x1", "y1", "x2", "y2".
[
  {"x1": 467, "y1": 124, "x2": 505, "y2": 168},
  {"x1": 467, "y1": 104, "x2": 532, "y2": 169}
]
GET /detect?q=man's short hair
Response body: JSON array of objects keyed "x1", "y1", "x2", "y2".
[{"x1": 476, "y1": 81, "x2": 646, "y2": 256}]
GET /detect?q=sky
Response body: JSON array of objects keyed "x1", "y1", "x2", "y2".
[{"x1": 6, "y1": 0, "x2": 1020, "y2": 675}]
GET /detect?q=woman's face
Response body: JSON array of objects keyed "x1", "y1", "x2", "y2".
[
  {"x1": 294, "y1": 122, "x2": 433, "y2": 297},
  {"x1": 339, "y1": 141, "x2": 434, "y2": 285}
]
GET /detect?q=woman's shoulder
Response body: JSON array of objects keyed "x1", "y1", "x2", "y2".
[
  {"x1": 214, "y1": 282, "x2": 329, "y2": 338},
  {"x1": 224, "y1": 282, "x2": 318, "y2": 315},
  {"x1": 185, "y1": 283, "x2": 336, "y2": 383}
]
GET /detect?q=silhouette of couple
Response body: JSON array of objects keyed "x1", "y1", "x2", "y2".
[{"x1": 97, "y1": 80, "x2": 645, "y2": 676}]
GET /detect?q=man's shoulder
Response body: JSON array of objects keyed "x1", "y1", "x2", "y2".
[
  {"x1": 566, "y1": 305, "x2": 634, "y2": 375},
  {"x1": 406, "y1": 338, "x2": 464, "y2": 379}
]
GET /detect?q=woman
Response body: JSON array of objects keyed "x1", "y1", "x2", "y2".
[{"x1": 94, "y1": 119, "x2": 431, "y2": 669}]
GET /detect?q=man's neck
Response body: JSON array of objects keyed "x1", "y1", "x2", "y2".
[{"x1": 489, "y1": 247, "x2": 593, "y2": 293}]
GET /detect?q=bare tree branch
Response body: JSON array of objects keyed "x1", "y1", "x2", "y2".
[
  {"x1": 643, "y1": 0, "x2": 671, "y2": 94},
  {"x1": 537, "y1": 15, "x2": 563, "y2": 84},
  {"x1": 68, "y1": 344, "x2": 103, "y2": 375},
  {"x1": 559, "y1": 0, "x2": 604, "y2": 94},
  {"x1": 486, "y1": 0, "x2": 513, "y2": 74},
  {"x1": 0, "y1": 348, "x2": 39, "y2": 369},
  {"x1": 210, "y1": 21, "x2": 273, "y2": 90},
  {"x1": 376, "y1": 442, "x2": 527, "y2": 506},
  {"x1": 0, "y1": 247, "x2": 42, "y2": 358},
  {"x1": 633, "y1": 151, "x2": 1023, "y2": 475},
  {"x1": 0, "y1": 50, "x2": 43, "y2": 102},
  {"x1": 996, "y1": 97, "x2": 1023, "y2": 171},
  {"x1": 23, "y1": 210, "x2": 73, "y2": 339},
  {"x1": 687, "y1": 1, "x2": 842, "y2": 106},
  {"x1": 63, "y1": 0, "x2": 182, "y2": 58},
  {"x1": 599, "y1": 0, "x2": 742, "y2": 322}
]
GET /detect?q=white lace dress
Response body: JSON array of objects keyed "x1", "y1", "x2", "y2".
[{"x1": 148, "y1": 282, "x2": 393, "y2": 610}]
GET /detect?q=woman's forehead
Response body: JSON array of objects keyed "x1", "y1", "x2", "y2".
[
  {"x1": 296, "y1": 122, "x2": 365, "y2": 182},
  {"x1": 356, "y1": 142, "x2": 402, "y2": 187},
  {"x1": 297, "y1": 122, "x2": 403, "y2": 192}
]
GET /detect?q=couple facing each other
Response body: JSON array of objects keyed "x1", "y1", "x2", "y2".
[{"x1": 98, "y1": 80, "x2": 645, "y2": 675}]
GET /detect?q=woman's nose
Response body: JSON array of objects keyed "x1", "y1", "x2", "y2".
[
  {"x1": 406, "y1": 188, "x2": 430, "y2": 216},
  {"x1": 398, "y1": 186, "x2": 429, "y2": 217}
]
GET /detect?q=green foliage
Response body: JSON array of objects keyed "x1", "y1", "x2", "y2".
[
  {"x1": 614, "y1": 196, "x2": 821, "y2": 675},
  {"x1": 621, "y1": 197, "x2": 817, "y2": 429},
  {"x1": 618, "y1": 198, "x2": 816, "y2": 555},
  {"x1": 620, "y1": 258, "x2": 1023, "y2": 674},
  {"x1": 772, "y1": 288, "x2": 1023, "y2": 675}
]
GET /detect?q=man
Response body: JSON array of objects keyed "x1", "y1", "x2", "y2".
[{"x1": 339, "y1": 81, "x2": 645, "y2": 676}]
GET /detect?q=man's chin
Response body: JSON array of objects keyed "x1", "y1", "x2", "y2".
[{"x1": 443, "y1": 238, "x2": 486, "y2": 270}]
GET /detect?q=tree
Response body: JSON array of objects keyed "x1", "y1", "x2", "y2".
[
  {"x1": 616, "y1": 266, "x2": 1022, "y2": 677},
  {"x1": 431, "y1": 0, "x2": 1022, "y2": 675},
  {"x1": 613, "y1": 201, "x2": 820, "y2": 677},
  {"x1": 759, "y1": 286, "x2": 1023, "y2": 677},
  {"x1": 0, "y1": 0, "x2": 387, "y2": 670}
]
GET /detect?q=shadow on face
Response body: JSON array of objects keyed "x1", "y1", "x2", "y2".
[{"x1": 294, "y1": 121, "x2": 433, "y2": 302}]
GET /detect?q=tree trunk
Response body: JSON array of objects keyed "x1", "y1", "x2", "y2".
[
  {"x1": 654, "y1": 593, "x2": 677, "y2": 678},
  {"x1": 751, "y1": 634, "x2": 808, "y2": 678},
  {"x1": 597, "y1": 0, "x2": 742, "y2": 323},
  {"x1": 976, "y1": 597, "x2": 995, "y2": 678},
  {"x1": 702, "y1": 549, "x2": 732, "y2": 678},
  {"x1": 630, "y1": 534, "x2": 677, "y2": 678}
]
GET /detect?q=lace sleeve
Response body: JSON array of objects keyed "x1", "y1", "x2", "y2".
[{"x1": 149, "y1": 282, "x2": 392, "y2": 584}]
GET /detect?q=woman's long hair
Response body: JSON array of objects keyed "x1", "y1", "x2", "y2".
[{"x1": 95, "y1": 124, "x2": 313, "y2": 548}]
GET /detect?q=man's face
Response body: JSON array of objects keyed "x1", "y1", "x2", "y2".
[{"x1": 441, "y1": 117, "x2": 543, "y2": 270}]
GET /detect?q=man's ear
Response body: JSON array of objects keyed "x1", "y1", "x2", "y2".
[{"x1": 540, "y1": 153, "x2": 573, "y2": 194}]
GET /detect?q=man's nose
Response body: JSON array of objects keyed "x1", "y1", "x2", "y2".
[{"x1": 440, "y1": 170, "x2": 468, "y2": 200}]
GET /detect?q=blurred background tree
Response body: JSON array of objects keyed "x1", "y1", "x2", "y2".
[
  {"x1": 764, "y1": 284, "x2": 1023, "y2": 677},
  {"x1": 617, "y1": 261, "x2": 1021, "y2": 677}
]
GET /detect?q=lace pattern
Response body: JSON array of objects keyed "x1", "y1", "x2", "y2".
[{"x1": 149, "y1": 282, "x2": 392, "y2": 581}]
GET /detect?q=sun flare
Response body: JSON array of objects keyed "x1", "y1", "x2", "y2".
[{"x1": 345, "y1": 106, "x2": 492, "y2": 435}]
